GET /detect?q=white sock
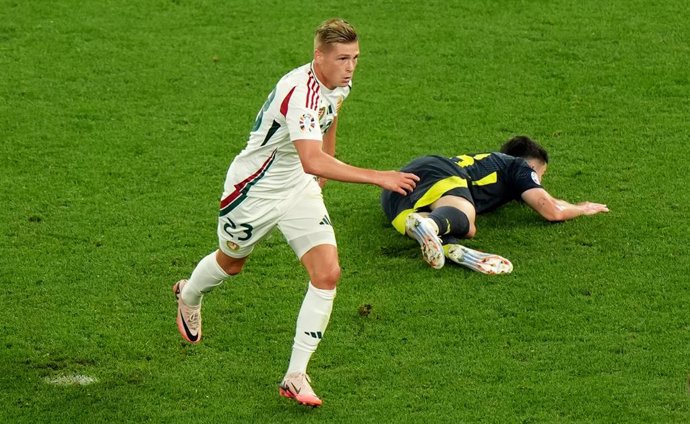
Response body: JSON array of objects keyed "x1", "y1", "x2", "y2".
[
  {"x1": 286, "y1": 282, "x2": 336, "y2": 374},
  {"x1": 181, "y1": 251, "x2": 229, "y2": 306}
]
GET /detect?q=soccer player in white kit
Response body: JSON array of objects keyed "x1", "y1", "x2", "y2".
[{"x1": 172, "y1": 18, "x2": 418, "y2": 407}]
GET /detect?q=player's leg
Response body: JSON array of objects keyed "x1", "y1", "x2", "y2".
[
  {"x1": 382, "y1": 181, "x2": 446, "y2": 269},
  {"x1": 405, "y1": 213, "x2": 445, "y2": 269},
  {"x1": 277, "y1": 182, "x2": 338, "y2": 407},
  {"x1": 174, "y1": 197, "x2": 275, "y2": 344},
  {"x1": 442, "y1": 240, "x2": 513, "y2": 275},
  {"x1": 279, "y1": 244, "x2": 338, "y2": 407},
  {"x1": 177, "y1": 250, "x2": 246, "y2": 309},
  {"x1": 384, "y1": 165, "x2": 473, "y2": 269},
  {"x1": 427, "y1": 197, "x2": 512, "y2": 274},
  {"x1": 173, "y1": 251, "x2": 244, "y2": 344},
  {"x1": 428, "y1": 194, "x2": 477, "y2": 239},
  {"x1": 402, "y1": 193, "x2": 476, "y2": 270}
]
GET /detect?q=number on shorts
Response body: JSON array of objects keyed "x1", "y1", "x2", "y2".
[{"x1": 223, "y1": 217, "x2": 254, "y2": 242}]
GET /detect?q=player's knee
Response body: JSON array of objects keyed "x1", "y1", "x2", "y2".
[
  {"x1": 312, "y1": 263, "x2": 341, "y2": 290},
  {"x1": 466, "y1": 225, "x2": 477, "y2": 239},
  {"x1": 323, "y1": 263, "x2": 341, "y2": 288}
]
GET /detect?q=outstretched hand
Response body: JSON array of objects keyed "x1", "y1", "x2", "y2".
[
  {"x1": 578, "y1": 202, "x2": 609, "y2": 215},
  {"x1": 378, "y1": 171, "x2": 419, "y2": 195}
]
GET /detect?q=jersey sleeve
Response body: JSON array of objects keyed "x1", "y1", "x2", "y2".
[
  {"x1": 283, "y1": 81, "x2": 323, "y2": 142},
  {"x1": 510, "y1": 161, "x2": 543, "y2": 197}
]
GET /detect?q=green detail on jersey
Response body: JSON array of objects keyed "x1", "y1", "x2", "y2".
[
  {"x1": 219, "y1": 151, "x2": 277, "y2": 216},
  {"x1": 251, "y1": 87, "x2": 276, "y2": 132},
  {"x1": 261, "y1": 120, "x2": 281, "y2": 146}
]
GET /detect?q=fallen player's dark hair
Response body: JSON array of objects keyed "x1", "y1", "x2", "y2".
[{"x1": 500, "y1": 136, "x2": 549, "y2": 164}]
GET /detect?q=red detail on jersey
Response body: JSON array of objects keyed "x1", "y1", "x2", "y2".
[
  {"x1": 280, "y1": 86, "x2": 297, "y2": 117},
  {"x1": 220, "y1": 150, "x2": 277, "y2": 209},
  {"x1": 306, "y1": 72, "x2": 321, "y2": 111}
]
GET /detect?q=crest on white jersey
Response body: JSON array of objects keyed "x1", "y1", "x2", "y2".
[{"x1": 299, "y1": 113, "x2": 316, "y2": 132}]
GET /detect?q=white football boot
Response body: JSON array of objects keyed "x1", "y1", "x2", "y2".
[
  {"x1": 405, "y1": 213, "x2": 445, "y2": 269},
  {"x1": 279, "y1": 372, "x2": 322, "y2": 407},
  {"x1": 444, "y1": 244, "x2": 513, "y2": 275},
  {"x1": 173, "y1": 279, "x2": 202, "y2": 343}
]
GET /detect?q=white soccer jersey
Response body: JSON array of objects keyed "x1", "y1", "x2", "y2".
[{"x1": 220, "y1": 63, "x2": 351, "y2": 214}]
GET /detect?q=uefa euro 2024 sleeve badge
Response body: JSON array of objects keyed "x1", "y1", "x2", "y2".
[{"x1": 299, "y1": 113, "x2": 316, "y2": 132}]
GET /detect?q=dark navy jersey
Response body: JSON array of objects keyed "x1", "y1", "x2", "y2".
[
  {"x1": 381, "y1": 153, "x2": 542, "y2": 227},
  {"x1": 449, "y1": 152, "x2": 543, "y2": 213}
]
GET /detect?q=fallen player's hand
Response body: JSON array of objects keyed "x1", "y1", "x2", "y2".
[{"x1": 579, "y1": 202, "x2": 609, "y2": 215}]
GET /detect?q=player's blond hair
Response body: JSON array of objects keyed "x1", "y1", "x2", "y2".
[{"x1": 314, "y1": 18, "x2": 358, "y2": 51}]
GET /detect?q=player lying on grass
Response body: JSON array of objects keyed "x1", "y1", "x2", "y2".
[{"x1": 380, "y1": 136, "x2": 609, "y2": 273}]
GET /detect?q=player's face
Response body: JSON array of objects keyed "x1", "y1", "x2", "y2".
[{"x1": 314, "y1": 41, "x2": 359, "y2": 89}]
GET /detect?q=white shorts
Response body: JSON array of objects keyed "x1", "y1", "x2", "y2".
[{"x1": 216, "y1": 180, "x2": 336, "y2": 259}]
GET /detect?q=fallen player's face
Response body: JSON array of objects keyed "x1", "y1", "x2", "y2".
[{"x1": 315, "y1": 41, "x2": 359, "y2": 89}]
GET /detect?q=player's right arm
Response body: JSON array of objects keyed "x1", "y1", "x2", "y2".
[
  {"x1": 521, "y1": 188, "x2": 609, "y2": 222},
  {"x1": 293, "y1": 139, "x2": 418, "y2": 195},
  {"x1": 316, "y1": 115, "x2": 338, "y2": 189}
]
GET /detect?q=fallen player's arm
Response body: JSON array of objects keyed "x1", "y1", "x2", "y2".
[{"x1": 521, "y1": 188, "x2": 609, "y2": 222}]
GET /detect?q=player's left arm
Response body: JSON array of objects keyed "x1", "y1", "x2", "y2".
[
  {"x1": 318, "y1": 116, "x2": 338, "y2": 188},
  {"x1": 521, "y1": 188, "x2": 609, "y2": 222}
]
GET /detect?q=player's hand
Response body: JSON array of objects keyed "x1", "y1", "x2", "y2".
[
  {"x1": 317, "y1": 177, "x2": 328, "y2": 189},
  {"x1": 377, "y1": 171, "x2": 419, "y2": 195},
  {"x1": 578, "y1": 202, "x2": 609, "y2": 215}
]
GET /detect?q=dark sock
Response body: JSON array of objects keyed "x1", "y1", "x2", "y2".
[
  {"x1": 428, "y1": 206, "x2": 470, "y2": 238},
  {"x1": 441, "y1": 235, "x2": 461, "y2": 245}
]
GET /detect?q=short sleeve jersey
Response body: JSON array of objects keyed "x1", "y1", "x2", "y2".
[
  {"x1": 451, "y1": 152, "x2": 543, "y2": 214},
  {"x1": 224, "y1": 63, "x2": 352, "y2": 200},
  {"x1": 382, "y1": 153, "x2": 543, "y2": 223}
]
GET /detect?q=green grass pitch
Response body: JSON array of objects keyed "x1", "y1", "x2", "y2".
[{"x1": 2, "y1": 0, "x2": 689, "y2": 422}]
